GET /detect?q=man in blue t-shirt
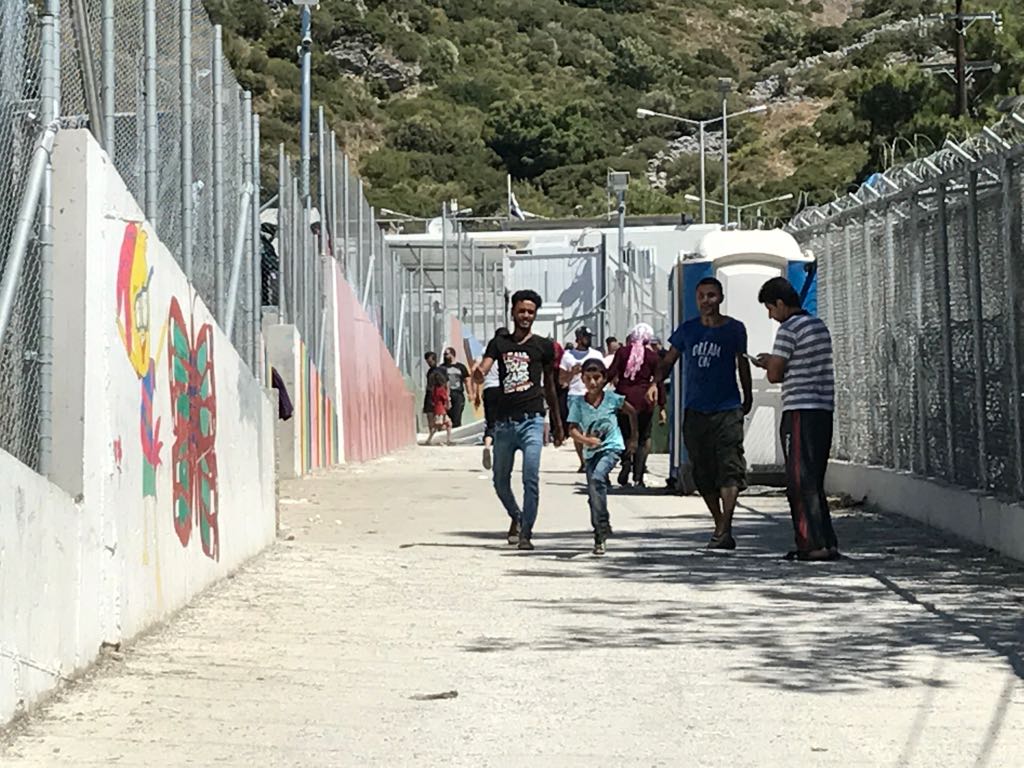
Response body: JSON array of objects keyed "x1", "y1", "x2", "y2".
[{"x1": 655, "y1": 277, "x2": 753, "y2": 549}]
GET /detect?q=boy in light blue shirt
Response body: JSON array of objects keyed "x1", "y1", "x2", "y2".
[{"x1": 567, "y1": 359, "x2": 638, "y2": 555}]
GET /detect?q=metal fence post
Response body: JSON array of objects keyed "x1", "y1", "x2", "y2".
[
  {"x1": 240, "y1": 91, "x2": 253, "y2": 360},
  {"x1": 180, "y1": 0, "x2": 194, "y2": 280},
  {"x1": 252, "y1": 113, "x2": 262, "y2": 379},
  {"x1": 441, "y1": 204, "x2": 449, "y2": 313},
  {"x1": 36, "y1": 0, "x2": 60, "y2": 475},
  {"x1": 908, "y1": 194, "x2": 929, "y2": 475},
  {"x1": 277, "y1": 143, "x2": 288, "y2": 323},
  {"x1": 342, "y1": 153, "x2": 350, "y2": 282},
  {"x1": 299, "y1": 5, "x2": 311, "y2": 202},
  {"x1": 470, "y1": 239, "x2": 477, "y2": 339},
  {"x1": 935, "y1": 183, "x2": 957, "y2": 478},
  {"x1": 1001, "y1": 158, "x2": 1024, "y2": 497},
  {"x1": 965, "y1": 169, "x2": 988, "y2": 489},
  {"x1": 291, "y1": 177, "x2": 300, "y2": 328},
  {"x1": 356, "y1": 178, "x2": 365, "y2": 296},
  {"x1": 212, "y1": 25, "x2": 225, "y2": 319},
  {"x1": 100, "y1": 0, "x2": 114, "y2": 158},
  {"x1": 456, "y1": 222, "x2": 463, "y2": 326},
  {"x1": 143, "y1": 0, "x2": 158, "y2": 224},
  {"x1": 329, "y1": 132, "x2": 338, "y2": 263}
]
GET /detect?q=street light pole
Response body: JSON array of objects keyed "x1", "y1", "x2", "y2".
[
  {"x1": 638, "y1": 102, "x2": 765, "y2": 227},
  {"x1": 719, "y1": 78, "x2": 731, "y2": 227},
  {"x1": 698, "y1": 122, "x2": 706, "y2": 224}
]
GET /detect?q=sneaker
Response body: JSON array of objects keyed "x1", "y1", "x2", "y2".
[
  {"x1": 577, "y1": 464, "x2": 586, "y2": 474},
  {"x1": 482, "y1": 446, "x2": 492, "y2": 470},
  {"x1": 517, "y1": 536, "x2": 535, "y2": 551},
  {"x1": 593, "y1": 536, "x2": 606, "y2": 556},
  {"x1": 507, "y1": 519, "x2": 520, "y2": 545}
]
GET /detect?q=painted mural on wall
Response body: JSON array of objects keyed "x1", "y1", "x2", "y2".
[
  {"x1": 168, "y1": 297, "x2": 220, "y2": 561},
  {"x1": 115, "y1": 223, "x2": 163, "y2": 567},
  {"x1": 298, "y1": 340, "x2": 338, "y2": 472}
]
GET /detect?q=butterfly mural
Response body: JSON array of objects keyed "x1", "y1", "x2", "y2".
[{"x1": 167, "y1": 296, "x2": 219, "y2": 561}]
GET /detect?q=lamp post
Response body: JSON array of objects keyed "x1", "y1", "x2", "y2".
[{"x1": 637, "y1": 102, "x2": 767, "y2": 225}]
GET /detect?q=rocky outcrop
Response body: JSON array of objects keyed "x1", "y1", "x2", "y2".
[{"x1": 327, "y1": 37, "x2": 421, "y2": 93}]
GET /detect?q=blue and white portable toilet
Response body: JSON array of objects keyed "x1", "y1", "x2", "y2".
[{"x1": 667, "y1": 229, "x2": 817, "y2": 491}]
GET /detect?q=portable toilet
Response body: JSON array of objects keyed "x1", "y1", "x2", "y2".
[{"x1": 667, "y1": 229, "x2": 817, "y2": 491}]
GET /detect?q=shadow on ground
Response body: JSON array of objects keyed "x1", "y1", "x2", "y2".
[{"x1": 445, "y1": 500, "x2": 1024, "y2": 697}]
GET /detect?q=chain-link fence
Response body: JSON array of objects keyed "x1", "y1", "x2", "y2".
[
  {"x1": 0, "y1": 0, "x2": 43, "y2": 469},
  {"x1": 789, "y1": 112, "x2": 1024, "y2": 503},
  {"x1": 0, "y1": 0, "x2": 261, "y2": 471},
  {"x1": 268, "y1": 109, "x2": 409, "y2": 381}
]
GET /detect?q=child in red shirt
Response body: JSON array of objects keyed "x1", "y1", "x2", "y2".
[{"x1": 426, "y1": 368, "x2": 452, "y2": 445}]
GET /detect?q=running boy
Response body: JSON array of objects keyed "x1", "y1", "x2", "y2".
[{"x1": 567, "y1": 359, "x2": 638, "y2": 555}]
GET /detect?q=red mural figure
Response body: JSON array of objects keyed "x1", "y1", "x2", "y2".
[{"x1": 167, "y1": 296, "x2": 220, "y2": 561}]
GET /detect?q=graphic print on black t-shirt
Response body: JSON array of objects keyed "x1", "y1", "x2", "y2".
[
  {"x1": 484, "y1": 332, "x2": 554, "y2": 420},
  {"x1": 502, "y1": 351, "x2": 533, "y2": 394}
]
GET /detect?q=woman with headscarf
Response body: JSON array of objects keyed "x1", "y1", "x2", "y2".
[{"x1": 607, "y1": 322, "x2": 666, "y2": 487}]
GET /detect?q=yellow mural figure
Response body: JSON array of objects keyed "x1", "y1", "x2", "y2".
[{"x1": 115, "y1": 223, "x2": 165, "y2": 606}]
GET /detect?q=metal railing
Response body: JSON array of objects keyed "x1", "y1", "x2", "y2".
[
  {"x1": 0, "y1": 0, "x2": 261, "y2": 471},
  {"x1": 788, "y1": 109, "x2": 1024, "y2": 502}
]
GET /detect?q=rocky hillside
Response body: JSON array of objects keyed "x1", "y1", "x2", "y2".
[{"x1": 207, "y1": 0, "x2": 1024, "y2": 221}]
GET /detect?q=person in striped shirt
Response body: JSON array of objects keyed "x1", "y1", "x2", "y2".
[{"x1": 754, "y1": 277, "x2": 839, "y2": 562}]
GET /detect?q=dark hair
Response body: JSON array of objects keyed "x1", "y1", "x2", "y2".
[
  {"x1": 424, "y1": 351, "x2": 437, "y2": 363},
  {"x1": 581, "y1": 358, "x2": 607, "y2": 376},
  {"x1": 444, "y1": 346, "x2": 457, "y2": 356},
  {"x1": 757, "y1": 277, "x2": 802, "y2": 308},
  {"x1": 696, "y1": 276, "x2": 724, "y2": 295},
  {"x1": 606, "y1": 336, "x2": 618, "y2": 345},
  {"x1": 510, "y1": 289, "x2": 543, "y2": 310},
  {"x1": 427, "y1": 368, "x2": 447, "y2": 388}
]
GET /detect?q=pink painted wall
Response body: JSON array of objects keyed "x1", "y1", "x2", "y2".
[{"x1": 334, "y1": 265, "x2": 415, "y2": 461}]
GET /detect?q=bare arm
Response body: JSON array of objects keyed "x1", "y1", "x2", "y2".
[
  {"x1": 737, "y1": 354, "x2": 753, "y2": 414},
  {"x1": 649, "y1": 347, "x2": 680, "y2": 403},
  {"x1": 568, "y1": 424, "x2": 601, "y2": 449},
  {"x1": 543, "y1": 360, "x2": 564, "y2": 445},
  {"x1": 755, "y1": 354, "x2": 786, "y2": 384},
  {"x1": 472, "y1": 356, "x2": 494, "y2": 385}
]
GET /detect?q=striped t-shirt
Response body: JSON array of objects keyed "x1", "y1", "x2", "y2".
[{"x1": 772, "y1": 312, "x2": 834, "y2": 412}]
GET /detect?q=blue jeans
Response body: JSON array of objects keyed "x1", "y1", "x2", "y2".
[
  {"x1": 492, "y1": 414, "x2": 545, "y2": 537},
  {"x1": 586, "y1": 451, "x2": 619, "y2": 538}
]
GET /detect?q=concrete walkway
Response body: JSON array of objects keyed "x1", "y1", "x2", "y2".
[{"x1": 3, "y1": 445, "x2": 1023, "y2": 767}]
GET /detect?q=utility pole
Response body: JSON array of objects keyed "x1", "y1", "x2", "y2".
[
  {"x1": 954, "y1": 0, "x2": 968, "y2": 117},
  {"x1": 930, "y1": 3, "x2": 1003, "y2": 117}
]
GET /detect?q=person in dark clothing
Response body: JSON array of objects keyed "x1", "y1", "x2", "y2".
[
  {"x1": 607, "y1": 322, "x2": 665, "y2": 488},
  {"x1": 473, "y1": 291, "x2": 564, "y2": 551},
  {"x1": 442, "y1": 347, "x2": 470, "y2": 428},
  {"x1": 422, "y1": 351, "x2": 442, "y2": 420},
  {"x1": 474, "y1": 327, "x2": 508, "y2": 470},
  {"x1": 260, "y1": 223, "x2": 279, "y2": 307},
  {"x1": 754, "y1": 277, "x2": 839, "y2": 561}
]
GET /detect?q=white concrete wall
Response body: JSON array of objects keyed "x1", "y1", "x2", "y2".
[
  {"x1": 827, "y1": 462, "x2": 1024, "y2": 562},
  {"x1": 0, "y1": 130, "x2": 277, "y2": 725}
]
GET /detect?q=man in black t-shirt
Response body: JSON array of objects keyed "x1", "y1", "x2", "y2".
[
  {"x1": 442, "y1": 347, "x2": 470, "y2": 428},
  {"x1": 474, "y1": 289, "x2": 564, "y2": 550}
]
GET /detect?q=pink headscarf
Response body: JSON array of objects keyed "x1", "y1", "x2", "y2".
[{"x1": 624, "y1": 322, "x2": 654, "y2": 380}]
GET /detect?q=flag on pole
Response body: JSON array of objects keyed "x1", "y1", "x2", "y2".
[{"x1": 509, "y1": 192, "x2": 526, "y2": 221}]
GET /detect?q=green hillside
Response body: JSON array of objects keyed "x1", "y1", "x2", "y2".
[{"x1": 206, "y1": 0, "x2": 1024, "y2": 222}]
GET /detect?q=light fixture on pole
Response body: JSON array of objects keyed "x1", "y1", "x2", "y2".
[{"x1": 637, "y1": 102, "x2": 767, "y2": 226}]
